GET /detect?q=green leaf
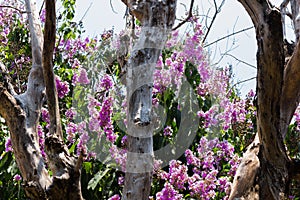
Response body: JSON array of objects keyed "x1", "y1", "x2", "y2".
[
  {"x1": 82, "y1": 162, "x2": 92, "y2": 174},
  {"x1": 87, "y1": 168, "x2": 110, "y2": 190},
  {"x1": 68, "y1": 140, "x2": 78, "y2": 154}
]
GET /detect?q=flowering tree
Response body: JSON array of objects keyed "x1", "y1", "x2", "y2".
[{"x1": 0, "y1": 0, "x2": 300, "y2": 200}]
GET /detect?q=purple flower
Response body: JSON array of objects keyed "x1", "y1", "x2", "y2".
[
  {"x1": 100, "y1": 75, "x2": 113, "y2": 90},
  {"x1": 108, "y1": 194, "x2": 120, "y2": 200},
  {"x1": 168, "y1": 160, "x2": 188, "y2": 190},
  {"x1": 66, "y1": 122, "x2": 78, "y2": 143},
  {"x1": 77, "y1": 68, "x2": 90, "y2": 85},
  {"x1": 156, "y1": 182, "x2": 183, "y2": 200},
  {"x1": 40, "y1": 9, "x2": 46, "y2": 23},
  {"x1": 13, "y1": 174, "x2": 22, "y2": 182},
  {"x1": 163, "y1": 126, "x2": 173, "y2": 136},
  {"x1": 76, "y1": 132, "x2": 89, "y2": 156},
  {"x1": 5, "y1": 138, "x2": 12, "y2": 152},
  {"x1": 65, "y1": 108, "x2": 77, "y2": 120},
  {"x1": 55, "y1": 76, "x2": 70, "y2": 98},
  {"x1": 118, "y1": 176, "x2": 124, "y2": 186},
  {"x1": 37, "y1": 125, "x2": 46, "y2": 159}
]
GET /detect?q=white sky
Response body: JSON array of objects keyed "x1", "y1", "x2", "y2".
[{"x1": 72, "y1": 0, "x2": 290, "y2": 97}]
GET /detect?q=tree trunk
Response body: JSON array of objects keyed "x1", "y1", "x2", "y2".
[
  {"x1": 0, "y1": 0, "x2": 83, "y2": 199},
  {"x1": 230, "y1": 1, "x2": 300, "y2": 199},
  {"x1": 120, "y1": 0, "x2": 176, "y2": 199}
]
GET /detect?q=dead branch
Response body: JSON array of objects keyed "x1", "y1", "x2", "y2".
[
  {"x1": 204, "y1": 26, "x2": 254, "y2": 47},
  {"x1": 224, "y1": 53, "x2": 257, "y2": 69},
  {"x1": 280, "y1": 38, "x2": 300, "y2": 137},
  {"x1": 202, "y1": 0, "x2": 225, "y2": 43},
  {"x1": 42, "y1": 0, "x2": 62, "y2": 139},
  {"x1": 172, "y1": 0, "x2": 194, "y2": 30},
  {"x1": 0, "y1": 5, "x2": 27, "y2": 14}
]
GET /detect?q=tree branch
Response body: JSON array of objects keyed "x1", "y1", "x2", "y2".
[
  {"x1": 42, "y1": 0, "x2": 62, "y2": 139},
  {"x1": 202, "y1": 0, "x2": 225, "y2": 43},
  {"x1": 280, "y1": 39, "x2": 300, "y2": 137},
  {"x1": 172, "y1": 0, "x2": 194, "y2": 30},
  {"x1": 204, "y1": 26, "x2": 254, "y2": 47},
  {"x1": 0, "y1": 87, "x2": 51, "y2": 200},
  {"x1": 224, "y1": 53, "x2": 256, "y2": 69},
  {"x1": 0, "y1": 5, "x2": 27, "y2": 14}
]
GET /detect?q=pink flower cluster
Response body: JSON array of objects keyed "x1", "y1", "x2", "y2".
[
  {"x1": 55, "y1": 76, "x2": 70, "y2": 98},
  {"x1": 155, "y1": 137, "x2": 240, "y2": 199}
]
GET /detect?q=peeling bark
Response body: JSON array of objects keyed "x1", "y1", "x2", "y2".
[
  {"x1": 0, "y1": 0, "x2": 84, "y2": 199},
  {"x1": 230, "y1": 0, "x2": 300, "y2": 199},
  {"x1": 121, "y1": 0, "x2": 176, "y2": 199}
]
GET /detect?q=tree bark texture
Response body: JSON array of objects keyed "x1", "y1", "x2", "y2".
[
  {"x1": 230, "y1": 0, "x2": 300, "y2": 199},
  {"x1": 121, "y1": 0, "x2": 176, "y2": 199},
  {"x1": 0, "y1": 0, "x2": 83, "y2": 199}
]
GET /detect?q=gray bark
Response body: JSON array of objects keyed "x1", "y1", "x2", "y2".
[
  {"x1": 120, "y1": 0, "x2": 176, "y2": 199},
  {"x1": 0, "y1": 0, "x2": 83, "y2": 199}
]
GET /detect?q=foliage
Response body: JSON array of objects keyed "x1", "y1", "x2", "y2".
[{"x1": 0, "y1": 0, "x2": 299, "y2": 199}]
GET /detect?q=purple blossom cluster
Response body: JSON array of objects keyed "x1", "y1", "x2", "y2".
[
  {"x1": 87, "y1": 75, "x2": 117, "y2": 143},
  {"x1": 57, "y1": 37, "x2": 96, "y2": 62},
  {"x1": 109, "y1": 145, "x2": 127, "y2": 171},
  {"x1": 156, "y1": 182, "x2": 183, "y2": 200},
  {"x1": 55, "y1": 76, "x2": 70, "y2": 98},
  {"x1": 155, "y1": 137, "x2": 240, "y2": 199},
  {"x1": 76, "y1": 121, "x2": 89, "y2": 156},
  {"x1": 37, "y1": 125, "x2": 46, "y2": 160},
  {"x1": 5, "y1": 137, "x2": 12, "y2": 152},
  {"x1": 197, "y1": 94, "x2": 249, "y2": 131},
  {"x1": 0, "y1": 0, "x2": 25, "y2": 45},
  {"x1": 218, "y1": 98, "x2": 247, "y2": 131}
]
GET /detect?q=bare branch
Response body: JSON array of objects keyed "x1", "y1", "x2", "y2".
[
  {"x1": 224, "y1": 53, "x2": 257, "y2": 69},
  {"x1": 230, "y1": 76, "x2": 257, "y2": 90},
  {"x1": 204, "y1": 26, "x2": 254, "y2": 47},
  {"x1": 42, "y1": 0, "x2": 62, "y2": 139},
  {"x1": 172, "y1": 0, "x2": 194, "y2": 30},
  {"x1": 0, "y1": 5, "x2": 27, "y2": 14},
  {"x1": 280, "y1": 39, "x2": 300, "y2": 137},
  {"x1": 202, "y1": 0, "x2": 225, "y2": 43},
  {"x1": 110, "y1": 0, "x2": 118, "y2": 14}
]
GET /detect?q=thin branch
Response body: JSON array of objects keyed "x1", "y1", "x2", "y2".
[
  {"x1": 42, "y1": 0, "x2": 62, "y2": 138},
  {"x1": 110, "y1": 0, "x2": 118, "y2": 14},
  {"x1": 202, "y1": 0, "x2": 225, "y2": 43},
  {"x1": 224, "y1": 53, "x2": 257, "y2": 69},
  {"x1": 172, "y1": 0, "x2": 194, "y2": 30},
  {"x1": 231, "y1": 76, "x2": 256, "y2": 89},
  {"x1": 0, "y1": 5, "x2": 27, "y2": 14},
  {"x1": 79, "y1": 2, "x2": 93, "y2": 22},
  {"x1": 39, "y1": 1, "x2": 45, "y2": 15},
  {"x1": 204, "y1": 26, "x2": 254, "y2": 47}
]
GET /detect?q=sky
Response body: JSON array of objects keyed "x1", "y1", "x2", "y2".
[{"x1": 71, "y1": 0, "x2": 289, "y2": 97}]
